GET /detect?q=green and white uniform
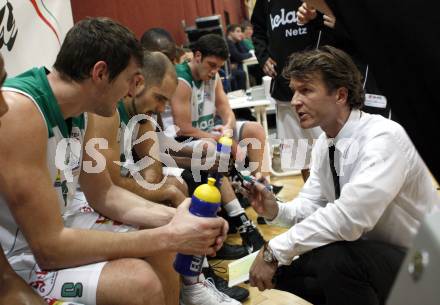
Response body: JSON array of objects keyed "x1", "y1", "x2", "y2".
[
  {"x1": 116, "y1": 100, "x2": 156, "y2": 177},
  {"x1": 176, "y1": 61, "x2": 218, "y2": 132},
  {"x1": 0, "y1": 67, "x2": 87, "y2": 258},
  {"x1": 0, "y1": 67, "x2": 130, "y2": 305},
  {"x1": 162, "y1": 61, "x2": 245, "y2": 143}
]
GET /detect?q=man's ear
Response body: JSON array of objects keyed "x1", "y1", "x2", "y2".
[
  {"x1": 128, "y1": 74, "x2": 145, "y2": 98},
  {"x1": 134, "y1": 74, "x2": 144, "y2": 88},
  {"x1": 194, "y1": 51, "x2": 202, "y2": 63},
  {"x1": 335, "y1": 87, "x2": 348, "y2": 106},
  {"x1": 91, "y1": 61, "x2": 108, "y2": 82}
]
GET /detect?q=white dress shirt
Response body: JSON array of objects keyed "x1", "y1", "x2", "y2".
[{"x1": 269, "y1": 110, "x2": 440, "y2": 265}]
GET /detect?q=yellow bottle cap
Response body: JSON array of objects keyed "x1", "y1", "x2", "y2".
[
  {"x1": 193, "y1": 178, "x2": 221, "y2": 203},
  {"x1": 218, "y1": 136, "x2": 233, "y2": 147}
]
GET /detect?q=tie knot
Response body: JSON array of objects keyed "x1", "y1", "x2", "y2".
[{"x1": 328, "y1": 144, "x2": 336, "y2": 159}]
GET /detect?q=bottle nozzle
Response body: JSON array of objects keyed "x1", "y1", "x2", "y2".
[{"x1": 207, "y1": 177, "x2": 216, "y2": 186}]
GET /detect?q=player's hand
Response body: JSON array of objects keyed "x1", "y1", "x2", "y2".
[
  {"x1": 166, "y1": 198, "x2": 228, "y2": 256},
  {"x1": 212, "y1": 125, "x2": 233, "y2": 138},
  {"x1": 163, "y1": 184, "x2": 187, "y2": 207},
  {"x1": 232, "y1": 141, "x2": 246, "y2": 163}
]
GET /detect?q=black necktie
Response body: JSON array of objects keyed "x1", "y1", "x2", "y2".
[{"x1": 328, "y1": 144, "x2": 340, "y2": 199}]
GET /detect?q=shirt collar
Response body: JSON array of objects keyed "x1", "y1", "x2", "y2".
[{"x1": 326, "y1": 109, "x2": 362, "y2": 153}]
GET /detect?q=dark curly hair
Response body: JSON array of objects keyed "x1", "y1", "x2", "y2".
[{"x1": 283, "y1": 45, "x2": 365, "y2": 110}]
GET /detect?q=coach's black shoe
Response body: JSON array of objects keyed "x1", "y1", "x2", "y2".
[
  {"x1": 203, "y1": 266, "x2": 250, "y2": 302},
  {"x1": 211, "y1": 243, "x2": 248, "y2": 260},
  {"x1": 239, "y1": 221, "x2": 265, "y2": 253}
]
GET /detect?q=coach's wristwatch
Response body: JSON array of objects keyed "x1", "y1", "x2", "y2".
[{"x1": 262, "y1": 241, "x2": 278, "y2": 265}]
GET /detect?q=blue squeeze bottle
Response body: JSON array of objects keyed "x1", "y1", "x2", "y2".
[
  {"x1": 214, "y1": 136, "x2": 233, "y2": 187},
  {"x1": 173, "y1": 178, "x2": 221, "y2": 276}
]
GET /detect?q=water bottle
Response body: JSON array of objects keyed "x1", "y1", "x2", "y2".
[
  {"x1": 214, "y1": 135, "x2": 233, "y2": 187},
  {"x1": 174, "y1": 178, "x2": 221, "y2": 276}
]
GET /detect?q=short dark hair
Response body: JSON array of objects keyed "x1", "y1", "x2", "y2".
[
  {"x1": 175, "y1": 46, "x2": 186, "y2": 61},
  {"x1": 191, "y1": 34, "x2": 228, "y2": 60},
  {"x1": 139, "y1": 51, "x2": 176, "y2": 93},
  {"x1": 54, "y1": 17, "x2": 143, "y2": 82},
  {"x1": 241, "y1": 20, "x2": 252, "y2": 31},
  {"x1": 226, "y1": 24, "x2": 241, "y2": 34},
  {"x1": 140, "y1": 28, "x2": 177, "y2": 62},
  {"x1": 283, "y1": 45, "x2": 365, "y2": 109}
]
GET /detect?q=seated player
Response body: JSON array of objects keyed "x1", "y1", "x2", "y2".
[
  {"x1": 0, "y1": 18, "x2": 227, "y2": 305},
  {"x1": 90, "y1": 53, "x2": 187, "y2": 208},
  {"x1": 167, "y1": 34, "x2": 268, "y2": 254},
  {"x1": 87, "y1": 51, "x2": 249, "y2": 304},
  {"x1": 138, "y1": 30, "x2": 251, "y2": 301},
  {"x1": 0, "y1": 52, "x2": 47, "y2": 305}
]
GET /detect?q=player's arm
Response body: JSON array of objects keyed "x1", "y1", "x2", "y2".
[
  {"x1": 80, "y1": 113, "x2": 175, "y2": 228},
  {"x1": 89, "y1": 111, "x2": 186, "y2": 206},
  {"x1": 0, "y1": 93, "x2": 180, "y2": 269},
  {"x1": 171, "y1": 79, "x2": 218, "y2": 140},
  {"x1": 133, "y1": 118, "x2": 167, "y2": 183},
  {"x1": 214, "y1": 76, "x2": 236, "y2": 132},
  {"x1": 133, "y1": 120, "x2": 187, "y2": 202}
]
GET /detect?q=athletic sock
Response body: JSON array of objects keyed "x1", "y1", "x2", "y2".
[
  {"x1": 224, "y1": 202, "x2": 250, "y2": 229},
  {"x1": 223, "y1": 199, "x2": 245, "y2": 217}
]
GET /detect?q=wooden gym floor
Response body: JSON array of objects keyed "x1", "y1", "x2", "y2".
[{"x1": 210, "y1": 174, "x2": 312, "y2": 305}]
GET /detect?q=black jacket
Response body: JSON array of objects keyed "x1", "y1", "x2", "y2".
[
  {"x1": 325, "y1": 0, "x2": 440, "y2": 180},
  {"x1": 251, "y1": 0, "x2": 326, "y2": 101}
]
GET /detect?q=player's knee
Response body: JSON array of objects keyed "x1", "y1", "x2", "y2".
[
  {"x1": 130, "y1": 265, "x2": 165, "y2": 305},
  {"x1": 244, "y1": 122, "x2": 265, "y2": 143},
  {"x1": 251, "y1": 122, "x2": 266, "y2": 140},
  {"x1": 106, "y1": 259, "x2": 166, "y2": 305}
]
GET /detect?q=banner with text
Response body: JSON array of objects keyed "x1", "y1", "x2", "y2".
[{"x1": 0, "y1": 0, "x2": 73, "y2": 76}]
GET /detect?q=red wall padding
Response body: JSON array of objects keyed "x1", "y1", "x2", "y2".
[{"x1": 71, "y1": 0, "x2": 246, "y2": 45}]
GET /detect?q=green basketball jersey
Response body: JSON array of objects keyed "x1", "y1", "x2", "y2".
[
  {"x1": 0, "y1": 67, "x2": 87, "y2": 258},
  {"x1": 175, "y1": 61, "x2": 218, "y2": 132}
]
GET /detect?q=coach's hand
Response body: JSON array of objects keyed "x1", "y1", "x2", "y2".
[
  {"x1": 248, "y1": 181, "x2": 279, "y2": 221},
  {"x1": 250, "y1": 247, "x2": 278, "y2": 291}
]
